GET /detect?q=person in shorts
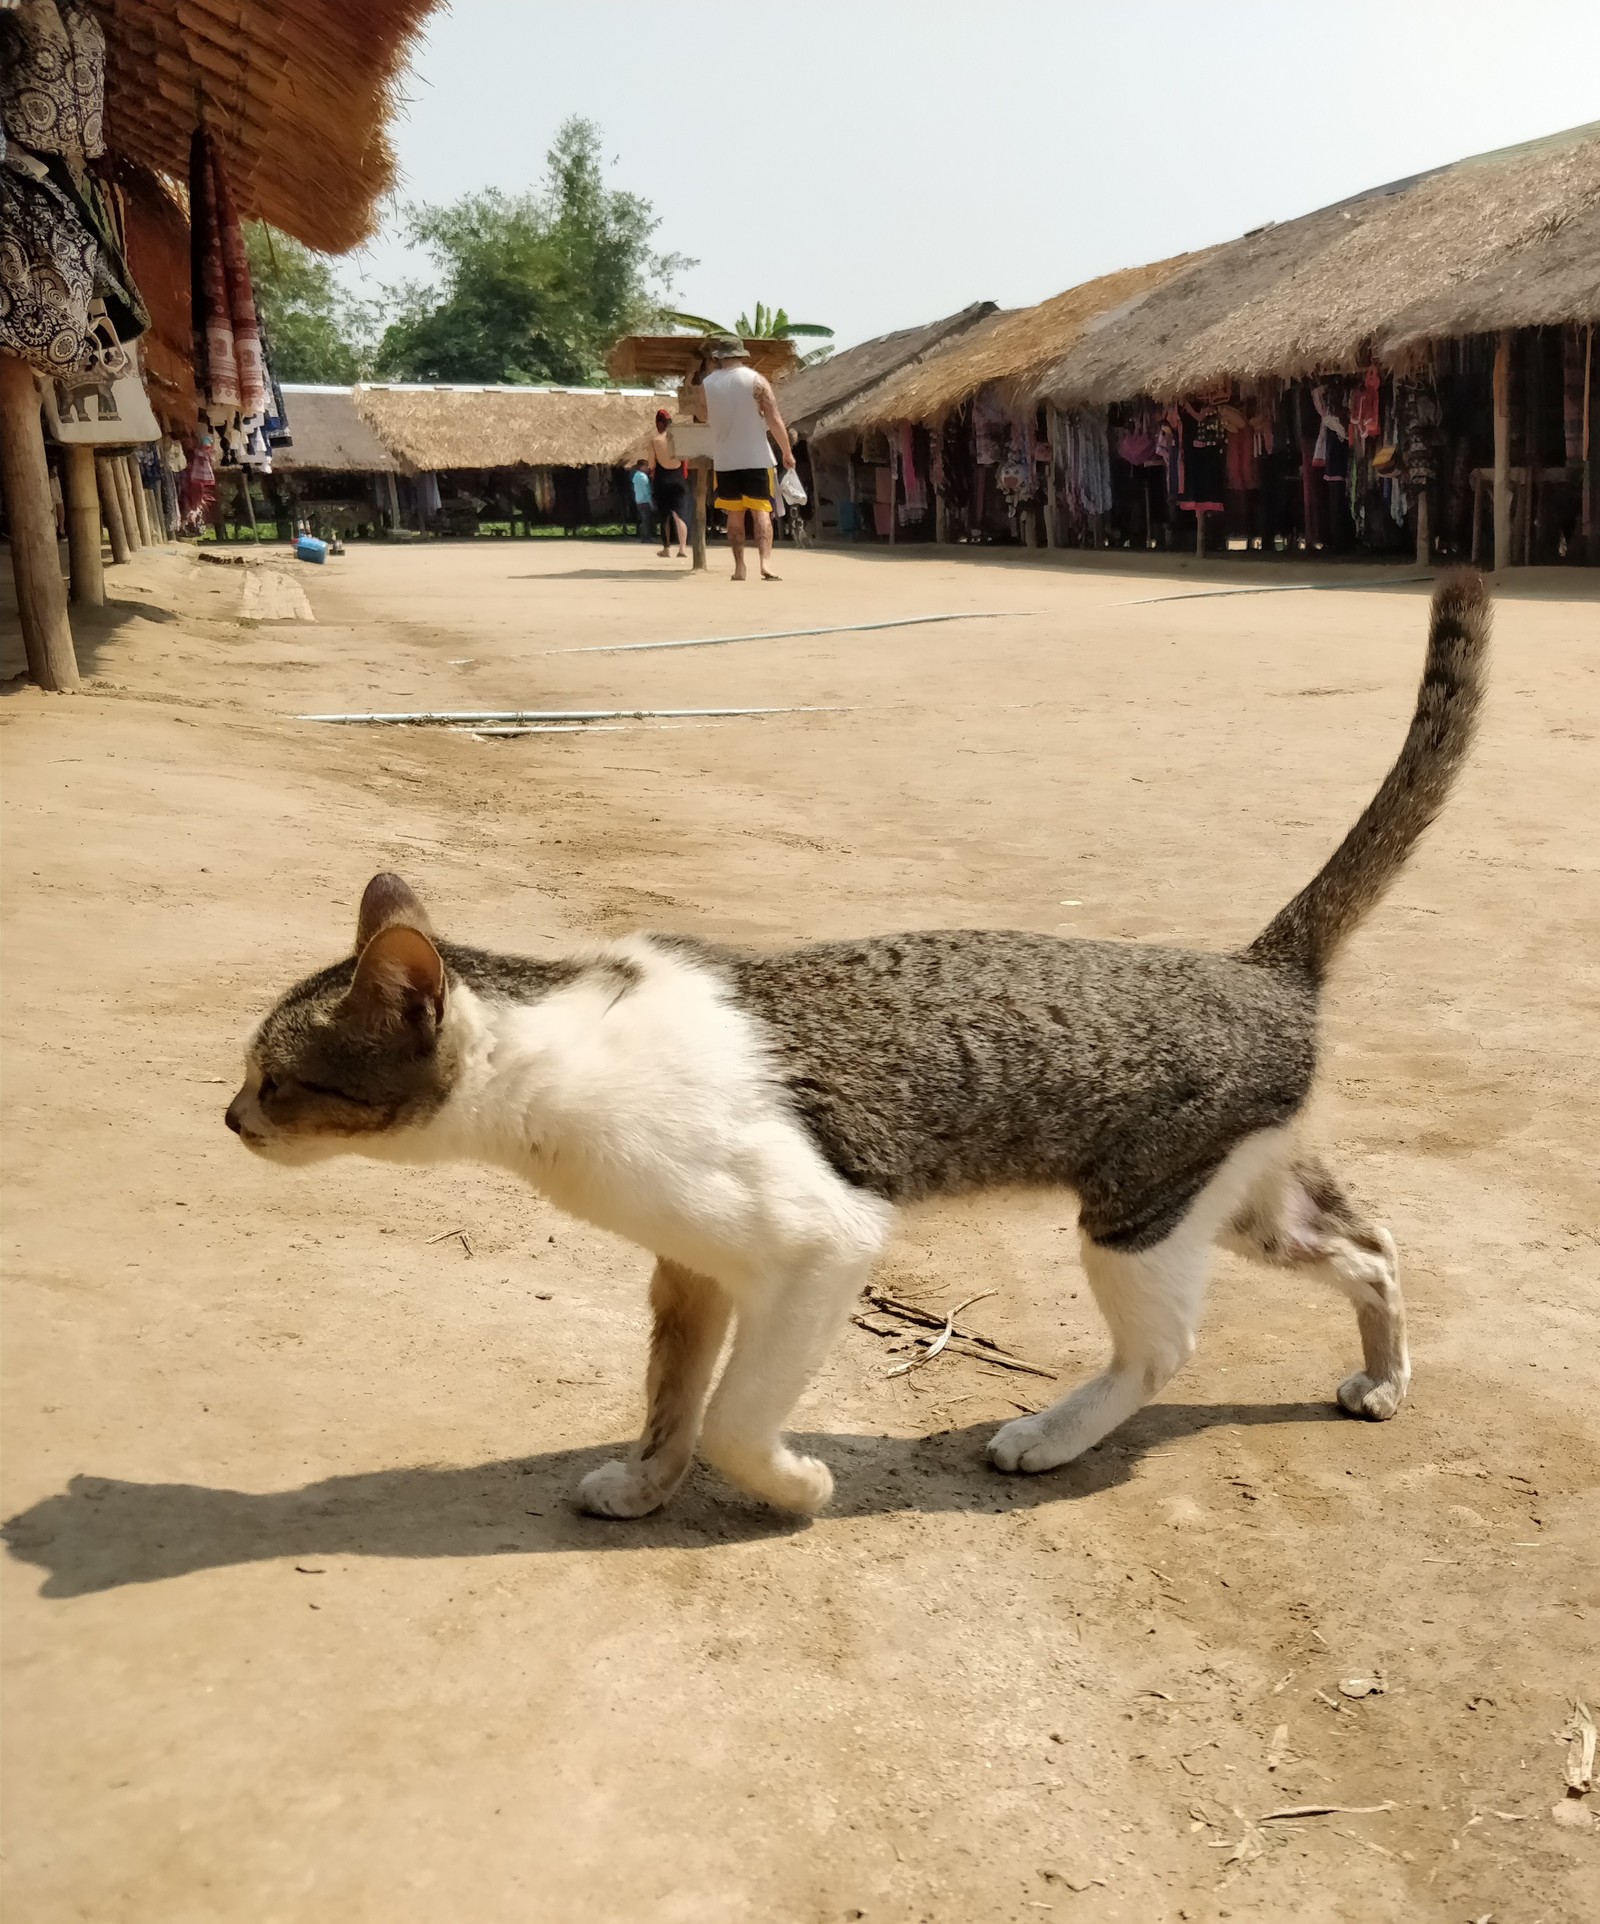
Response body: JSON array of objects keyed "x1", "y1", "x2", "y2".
[
  {"x1": 701, "y1": 338, "x2": 795, "y2": 580},
  {"x1": 650, "y1": 409, "x2": 690, "y2": 558}
]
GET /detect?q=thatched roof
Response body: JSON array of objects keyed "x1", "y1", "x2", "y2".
[
  {"x1": 815, "y1": 258, "x2": 1202, "y2": 434},
  {"x1": 606, "y1": 336, "x2": 798, "y2": 383},
  {"x1": 350, "y1": 385, "x2": 661, "y2": 472},
  {"x1": 276, "y1": 387, "x2": 402, "y2": 474},
  {"x1": 95, "y1": 0, "x2": 441, "y2": 254},
  {"x1": 1037, "y1": 123, "x2": 1600, "y2": 407},
  {"x1": 776, "y1": 304, "x2": 998, "y2": 436}
]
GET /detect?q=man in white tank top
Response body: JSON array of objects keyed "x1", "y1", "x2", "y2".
[{"x1": 700, "y1": 338, "x2": 795, "y2": 581}]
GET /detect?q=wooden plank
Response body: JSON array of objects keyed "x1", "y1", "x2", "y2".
[
  {"x1": 1492, "y1": 329, "x2": 1512, "y2": 574},
  {"x1": 62, "y1": 444, "x2": 105, "y2": 606},
  {"x1": 127, "y1": 455, "x2": 156, "y2": 545},
  {"x1": 0, "y1": 355, "x2": 79, "y2": 690},
  {"x1": 691, "y1": 463, "x2": 707, "y2": 571}
]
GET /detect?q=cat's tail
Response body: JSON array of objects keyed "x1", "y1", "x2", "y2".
[{"x1": 1246, "y1": 569, "x2": 1490, "y2": 984}]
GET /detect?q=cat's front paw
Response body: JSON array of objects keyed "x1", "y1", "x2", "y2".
[
  {"x1": 987, "y1": 1413, "x2": 1071, "y2": 1475},
  {"x1": 576, "y1": 1459, "x2": 668, "y2": 1519}
]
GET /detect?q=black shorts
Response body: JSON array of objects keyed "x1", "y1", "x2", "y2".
[
  {"x1": 714, "y1": 466, "x2": 775, "y2": 512},
  {"x1": 653, "y1": 477, "x2": 688, "y2": 519}
]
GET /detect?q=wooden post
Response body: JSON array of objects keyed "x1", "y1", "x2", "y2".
[
  {"x1": 935, "y1": 489, "x2": 948, "y2": 544},
  {"x1": 1195, "y1": 506, "x2": 1208, "y2": 557},
  {"x1": 846, "y1": 453, "x2": 857, "y2": 541},
  {"x1": 112, "y1": 455, "x2": 142, "y2": 548},
  {"x1": 1415, "y1": 485, "x2": 1430, "y2": 568},
  {"x1": 61, "y1": 443, "x2": 105, "y2": 606},
  {"x1": 1492, "y1": 329, "x2": 1512, "y2": 574},
  {"x1": 690, "y1": 462, "x2": 707, "y2": 570},
  {"x1": 127, "y1": 454, "x2": 156, "y2": 545},
  {"x1": 384, "y1": 468, "x2": 401, "y2": 532},
  {"x1": 96, "y1": 454, "x2": 131, "y2": 562},
  {"x1": 1044, "y1": 407, "x2": 1059, "y2": 549},
  {"x1": 0, "y1": 354, "x2": 80, "y2": 690}
]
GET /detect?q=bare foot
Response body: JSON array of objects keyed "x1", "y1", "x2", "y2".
[
  {"x1": 676, "y1": 549, "x2": 689, "y2": 559},
  {"x1": 761, "y1": 568, "x2": 781, "y2": 581},
  {"x1": 731, "y1": 568, "x2": 747, "y2": 581}
]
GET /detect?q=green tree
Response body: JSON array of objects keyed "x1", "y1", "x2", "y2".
[
  {"x1": 376, "y1": 118, "x2": 691, "y2": 384},
  {"x1": 245, "y1": 224, "x2": 374, "y2": 382}
]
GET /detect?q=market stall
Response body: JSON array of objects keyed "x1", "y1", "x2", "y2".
[{"x1": 0, "y1": 0, "x2": 442, "y2": 689}]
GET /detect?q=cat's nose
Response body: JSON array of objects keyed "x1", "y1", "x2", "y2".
[{"x1": 224, "y1": 1098, "x2": 244, "y2": 1135}]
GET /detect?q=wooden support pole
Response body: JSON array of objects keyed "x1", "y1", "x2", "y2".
[
  {"x1": 96, "y1": 454, "x2": 131, "y2": 562},
  {"x1": 384, "y1": 467, "x2": 401, "y2": 532},
  {"x1": 127, "y1": 454, "x2": 155, "y2": 545},
  {"x1": 97, "y1": 452, "x2": 131, "y2": 561},
  {"x1": 61, "y1": 443, "x2": 105, "y2": 606},
  {"x1": 0, "y1": 354, "x2": 80, "y2": 690},
  {"x1": 1415, "y1": 485, "x2": 1430, "y2": 569},
  {"x1": 690, "y1": 462, "x2": 707, "y2": 570},
  {"x1": 112, "y1": 454, "x2": 142, "y2": 548},
  {"x1": 1492, "y1": 329, "x2": 1512, "y2": 574},
  {"x1": 1044, "y1": 407, "x2": 1059, "y2": 549}
]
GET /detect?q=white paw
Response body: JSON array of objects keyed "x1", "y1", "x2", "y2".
[
  {"x1": 576, "y1": 1459, "x2": 667, "y2": 1520},
  {"x1": 987, "y1": 1414, "x2": 1075, "y2": 1475},
  {"x1": 760, "y1": 1451, "x2": 834, "y2": 1514},
  {"x1": 705, "y1": 1438, "x2": 834, "y2": 1513},
  {"x1": 1336, "y1": 1371, "x2": 1408, "y2": 1421}
]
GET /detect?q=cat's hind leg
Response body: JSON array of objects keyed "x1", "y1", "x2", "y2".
[
  {"x1": 989, "y1": 1128, "x2": 1288, "y2": 1476},
  {"x1": 1220, "y1": 1154, "x2": 1409, "y2": 1420},
  {"x1": 578, "y1": 1258, "x2": 732, "y2": 1519},
  {"x1": 987, "y1": 1217, "x2": 1213, "y2": 1474}
]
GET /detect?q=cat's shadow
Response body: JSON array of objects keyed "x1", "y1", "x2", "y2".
[{"x1": 3, "y1": 1400, "x2": 1340, "y2": 1598}]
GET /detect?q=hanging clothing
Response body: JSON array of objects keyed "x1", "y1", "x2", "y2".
[
  {"x1": 1057, "y1": 409, "x2": 1113, "y2": 521},
  {"x1": 971, "y1": 386, "x2": 1008, "y2": 466},
  {"x1": 1178, "y1": 403, "x2": 1226, "y2": 512},
  {"x1": 0, "y1": 2, "x2": 105, "y2": 169},
  {"x1": 0, "y1": 153, "x2": 97, "y2": 371},
  {"x1": 897, "y1": 423, "x2": 926, "y2": 523},
  {"x1": 1563, "y1": 327, "x2": 1589, "y2": 463}
]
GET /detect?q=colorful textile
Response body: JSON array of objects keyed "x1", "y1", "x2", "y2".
[
  {"x1": 897, "y1": 423, "x2": 926, "y2": 523},
  {"x1": 188, "y1": 128, "x2": 265, "y2": 419},
  {"x1": 1057, "y1": 408, "x2": 1113, "y2": 520},
  {"x1": 1564, "y1": 326, "x2": 1589, "y2": 463}
]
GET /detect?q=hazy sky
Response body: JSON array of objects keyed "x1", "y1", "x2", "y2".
[{"x1": 342, "y1": 0, "x2": 1600, "y2": 355}]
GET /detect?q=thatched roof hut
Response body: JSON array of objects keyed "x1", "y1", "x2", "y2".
[
  {"x1": 777, "y1": 304, "x2": 998, "y2": 437},
  {"x1": 96, "y1": 0, "x2": 441, "y2": 254},
  {"x1": 349, "y1": 385, "x2": 661, "y2": 472},
  {"x1": 816, "y1": 257, "x2": 1203, "y2": 435},
  {"x1": 275, "y1": 387, "x2": 402, "y2": 474},
  {"x1": 1036, "y1": 123, "x2": 1600, "y2": 406}
]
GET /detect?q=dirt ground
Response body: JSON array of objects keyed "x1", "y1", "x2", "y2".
[{"x1": 3, "y1": 535, "x2": 1596, "y2": 1923}]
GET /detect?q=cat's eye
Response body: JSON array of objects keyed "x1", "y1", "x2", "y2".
[{"x1": 257, "y1": 1074, "x2": 279, "y2": 1102}]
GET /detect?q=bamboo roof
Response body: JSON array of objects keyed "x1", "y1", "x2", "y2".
[
  {"x1": 94, "y1": 0, "x2": 441, "y2": 254},
  {"x1": 605, "y1": 336, "x2": 798, "y2": 383},
  {"x1": 817, "y1": 258, "x2": 1204, "y2": 434},
  {"x1": 777, "y1": 304, "x2": 998, "y2": 436},
  {"x1": 1036, "y1": 123, "x2": 1600, "y2": 407},
  {"x1": 349, "y1": 384, "x2": 662, "y2": 472},
  {"x1": 275, "y1": 387, "x2": 402, "y2": 474}
]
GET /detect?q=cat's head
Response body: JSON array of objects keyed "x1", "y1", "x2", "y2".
[{"x1": 226, "y1": 874, "x2": 459, "y2": 1164}]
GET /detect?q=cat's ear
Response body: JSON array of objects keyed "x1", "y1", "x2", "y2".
[
  {"x1": 344, "y1": 924, "x2": 447, "y2": 1039},
  {"x1": 356, "y1": 872, "x2": 434, "y2": 951}
]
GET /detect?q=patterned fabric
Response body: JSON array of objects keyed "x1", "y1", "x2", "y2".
[
  {"x1": 190, "y1": 128, "x2": 238, "y2": 413},
  {"x1": 0, "y1": 156, "x2": 97, "y2": 371},
  {"x1": 0, "y1": 1, "x2": 104, "y2": 166}
]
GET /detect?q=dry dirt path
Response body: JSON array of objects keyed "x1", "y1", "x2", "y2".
[{"x1": 3, "y1": 539, "x2": 1597, "y2": 1922}]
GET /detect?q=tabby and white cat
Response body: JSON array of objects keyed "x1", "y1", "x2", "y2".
[{"x1": 228, "y1": 574, "x2": 1489, "y2": 1519}]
